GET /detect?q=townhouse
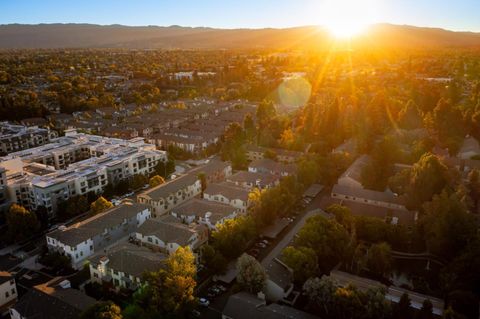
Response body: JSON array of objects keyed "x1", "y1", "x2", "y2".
[
  {"x1": 203, "y1": 182, "x2": 250, "y2": 213},
  {"x1": 171, "y1": 198, "x2": 238, "y2": 229},
  {"x1": 245, "y1": 145, "x2": 302, "y2": 164},
  {"x1": 136, "y1": 174, "x2": 202, "y2": 217},
  {"x1": 248, "y1": 158, "x2": 297, "y2": 177},
  {"x1": 135, "y1": 215, "x2": 208, "y2": 254},
  {"x1": 46, "y1": 202, "x2": 151, "y2": 268},
  {"x1": 89, "y1": 242, "x2": 167, "y2": 291},
  {"x1": 226, "y1": 171, "x2": 279, "y2": 190}
]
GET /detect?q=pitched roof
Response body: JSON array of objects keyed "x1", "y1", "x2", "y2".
[
  {"x1": 204, "y1": 182, "x2": 250, "y2": 202},
  {"x1": 332, "y1": 184, "x2": 405, "y2": 206},
  {"x1": 265, "y1": 258, "x2": 293, "y2": 290},
  {"x1": 14, "y1": 278, "x2": 96, "y2": 319},
  {"x1": 139, "y1": 174, "x2": 199, "y2": 201},
  {"x1": 227, "y1": 171, "x2": 279, "y2": 186},
  {"x1": 0, "y1": 271, "x2": 13, "y2": 285},
  {"x1": 223, "y1": 292, "x2": 318, "y2": 319},
  {"x1": 47, "y1": 202, "x2": 149, "y2": 247},
  {"x1": 249, "y1": 158, "x2": 296, "y2": 175},
  {"x1": 339, "y1": 154, "x2": 370, "y2": 183},
  {"x1": 136, "y1": 218, "x2": 202, "y2": 247},
  {"x1": 90, "y1": 242, "x2": 166, "y2": 278},
  {"x1": 173, "y1": 198, "x2": 237, "y2": 221}
]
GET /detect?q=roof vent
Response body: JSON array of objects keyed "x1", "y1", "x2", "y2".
[{"x1": 59, "y1": 279, "x2": 71, "y2": 289}]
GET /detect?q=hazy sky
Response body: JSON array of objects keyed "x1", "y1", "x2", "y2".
[{"x1": 1, "y1": 0, "x2": 479, "y2": 32}]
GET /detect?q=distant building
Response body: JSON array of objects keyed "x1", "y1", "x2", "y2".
[
  {"x1": 226, "y1": 171, "x2": 279, "y2": 190},
  {"x1": 245, "y1": 145, "x2": 302, "y2": 164},
  {"x1": 248, "y1": 158, "x2": 296, "y2": 176},
  {"x1": 46, "y1": 202, "x2": 151, "y2": 268},
  {"x1": 0, "y1": 122, "x2": 57, "y2": 155},
  {"x1": 457, "y1": 135, "x2": 480, "y2": 160}
]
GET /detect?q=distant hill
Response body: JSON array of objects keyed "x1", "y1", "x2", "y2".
[{"x1": 1, "y1": 23, "x2": 480, "y2": 49}]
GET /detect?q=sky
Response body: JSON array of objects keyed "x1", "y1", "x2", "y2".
[{"x1": 1, "y1": 0, "x2": 480, "y2": 32}]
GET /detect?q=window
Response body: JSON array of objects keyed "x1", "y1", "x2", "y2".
[
  {"x1": 5, "y1": 291, "x2": 9, "y2": 298},
  {"x1": 11, "y1": 288, "x2": 15, "y2": 295}
]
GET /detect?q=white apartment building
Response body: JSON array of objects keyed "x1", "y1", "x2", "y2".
[{"x1": 0, "y1": 272, "x2": 17, "y2": 315}]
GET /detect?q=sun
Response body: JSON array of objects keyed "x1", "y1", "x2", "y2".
[{"x1": 320, "y1": 0, "x2": 379, "y2": 39}]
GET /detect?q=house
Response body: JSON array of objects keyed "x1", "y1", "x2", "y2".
[
  {"x1": 9, "y1": 278, "x2": 96, "y2": 319},
  {"x1": 222, "y1": 292, "x2": 318, "y2": 319},
  {"x1": 248, "y1": 158, "x2": 296, "y2": 176},
  {"x1": 264, "y1": 258, "x2": 295, "y2": 304},
  {"x1": 226, "y1": 171, "x2": 279, "y2": 190},
  {"x1": 89, "y1": 242, "x2": 167, "y2": 291},
  {"x1": 136, "y1": 174, "x2": 201, "y2": 217},
  {"x1": 204, "y1": 182, "x2": 250, "y2": 213},
  {"x1": 46, "y1": 202, "x2": 151, "y2": 268},
  {"x1": 171, "y1": 198, "x2": 238, "y2": 229},
  {"x1": 0, "y1": 272, "x2": 17, "y2": 315},
  {"x1": 135, "y1": 216, "x2": 208, "y2": 255},
  {"x1": 457, "y1": 135, "x2": 480, "y2": 160},
  {"x1": 329, "y1": 270, "x2": 444, "y2": 317},
  {"x1": 333, "y1": 138, "x2": 357, "y2": 154}
]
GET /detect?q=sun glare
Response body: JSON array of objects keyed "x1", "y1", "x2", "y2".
[{"x1": 321, "y1": 0, "x2": 379, "y2": 39}]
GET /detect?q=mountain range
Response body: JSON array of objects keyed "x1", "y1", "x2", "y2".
[{"x1": 1, "y1": 23, "x2": 480, "y2": 49}]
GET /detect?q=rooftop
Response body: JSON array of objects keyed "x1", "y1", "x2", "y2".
[{"x1": 204, "y1": 181, "x2": 250, "y2": 202}]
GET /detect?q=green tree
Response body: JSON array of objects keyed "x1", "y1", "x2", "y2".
[
  {"x1": 366, "y1": 242, "x2": 392, "y2": 278},
  {"x1": 197, "y1": 172, "x2": 207, "y2": 194},
  {"x1": 130, "y1": 174, "x2": 148, "y2": 190},
  {"x1": 200, "y1": 244, "x2": 228, "y2": 275},
  {"x1": 5, "y1": 204, "x2": 40, "y2": 242},
  {"x1": 212, "y1": 216, "x2": 256, "y2": 259},
  {"x1": 295, "y1": 215, "x2": 351, "y2": 272},
  {"x1": 236, "y1": 253, "x2": 267, "y2": 294},
  {"x1": 282, "y1": 246, "x2": 318, "y2": 283},
  {"x1": 303, "y1": 277, "x2": 337, "y2": 315},
  {"x1": 154, "y1": 157, "x2": 175, "y2": 178},
  {"x1": 394, "y1": 293, "x2": 411, "y2": 319},
  {"x1": 81, "y1": 301, "x2": 122, "y2": 319},
  {"x1": 417, "y1": 299, "x2": 434, "y2": 319},
  {"x1": 90, "y1": 196, "x2": 113, "y2": 214},
  {"x1": 149, "y1": 175, "x2": 165, "y2": 188}
]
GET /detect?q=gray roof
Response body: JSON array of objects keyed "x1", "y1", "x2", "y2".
[
  {"x1": 14, "y1": 279, "x2": 96, "y2": 319},
  {"x1": 265, "y1": 258, "x2": 293, "y2": 290},
  {"x1": 227, "y1": 171, "x2": 279, "y2": 186},
  {"x1": 136, "y1": 218, "x2": 204, "y2": 247},
  {"x1": 139, "y1": 174, "x2": 199, "y2": 201},
  {"x1": 90, "y1": 242, "x2": 166, "y2": 278},
  {"x1": 188, "y1": 158, "x2": 230, "y2": 177},
  {"x1": 47, "y1": 202, "x2": 149, "y2": 247},
  {"x1": 204, "y1": 182, "x2": 250, "y2": 202},
  {"x1": 332, "y1": 184, "x2": 405, "y2": 206},
  {"x1": 249, "y1": 158, "x2": 296, "y2": 175},
  {"x1": 173, "y1": 198, "x2": 237, "y2": 222},
  {"x1": 339, "y1": 154, "x2": 370, "y2": 183},
  {"x1": 223, "y1": 292, "x2": 318, "y2": 319}
]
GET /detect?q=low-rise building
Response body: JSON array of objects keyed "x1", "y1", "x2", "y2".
[
  {"x1": 0, "y1": 122, "x2": 57, "y2": 156},
  {"x1": 9, "y1": 278, "x2": 96, "y2": 319},
  {"x1": 136, "y1": 174, "x2": 201, "y2": 217},
  {"x1": 89, "y1": 242, "x2": 167, "y2": 291},
  {"x1": 135, "y1": 216, "x2": 208, "y2": 255},
  {"x1": 226, "y1": 171, "x2": 279, "y2": 190},
  {"x1": 245, "y1": 145, "x2": 302, "y2": 163},
  {"x1": 0, "y1": 272, "x2": 17, "y2": 315},
  {"x1": 204, "y1": 182, "x2": 250, "y2": 213},
  {"x1": 171, "y1": 198, "x2": 238, "y2": 229},
  {"x1": 248, "y1": 158, "x2": 296, "y2": 177},
  {"x1": 331, "y1": 184, "x2": 408, "y2": 211},
  {"x1": 264, "y1": 258, "x2": 295, "y2": 304},
  {"x1": 46, "y1": 202, "x2": 151, "y2": 268}
]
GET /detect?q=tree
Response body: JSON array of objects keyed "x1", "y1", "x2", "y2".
[
  {"x1": 236, "y1": 253, "x2": 267, "y2": 294},
  {"x1": 282, "y1": 246, "x2": 318, "y2": 283},
  {"x1": 154, "y1": 157, "x2": 175, "y2": 178},
  {"x1": 212, "y1": 216, "x2": 256, "y2": 259},
  {"x1": 130, "y1": 174, "x2": 148, "y2": 190},
  {"x1": 197, "y1": 172, "x2": 207, "y2": 194},
  {"x1": 90, "y1": 196, "x2": 113, "y2": 214},
  {"x1": 406, "y1": 153, "x2": 451, "y2": 209},
  {"x1": 5, "y1": 204, "x2": 40, "y2": 242},
  {"x1": 200, "y1": 244, "x2": 228, "y2": 275},
  {"x1": 366, "y1": 242, "x2": 392, "y2": 279},
  {"x1": 417, "y1": 299, "x2": 434, "y2": 319},
  {"x1": 57, "y1": 195, "x2": 89, "y2": 219},
  {"x1": 303, "y1": 277, "x2": 337, "y2": 315},
  {"x1": 149, "y1": 175, "x2": 165, "y2": 188},
  {"x1": 81, "y1": 301, "x2": 122, "y2": 319},
  {"x1": 263, "y1": 149, "x2": 278, "y2": 160},
  {"x1": 327, "y1": 204, "x2": 354, "y2": 233},
  {"x1": 466, "y1": 169, "x2": 480, "y2": 212},
  {"x1": 295, "y1": 215, "x2": 351, "y2": 272},
  {"x1": 142, "y1": 247, "x2": 197, "y2": 316},
  {"x1": 394, "y1": 293, "x2": 411, "y2": 319}
]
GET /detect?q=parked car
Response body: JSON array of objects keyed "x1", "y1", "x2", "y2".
[
  {"x1": 191, "y1": 310, "x2": 201, "y2": 318},
  {"x1": 215, "y1": 284, "x2": 227, "y2": 292},
  {"x1": 255, "y1": 242, "x2": 267, "y2": 249},
  {"x1": 142, "y1": 184, "x2": 149, "y2": 189},
  {"x1": 111, "y1": 199, "x2": 120, "y2": 206},
  {"x1": 199, "y1": 298, "x2": 210, "y2": 307},
  {"x1": 248, "y1": 248, "x2": 260, "y2": 258},
  {"x1": 261, "y1": 239, "x2": 270, "y2": 245},
  {"x1": 124, "y1": 191, "x2": 134, "y2": 197}
]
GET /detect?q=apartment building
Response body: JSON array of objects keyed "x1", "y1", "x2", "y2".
[{"x1": 0, "y1": 122, "x2": 57, "y2": 155}]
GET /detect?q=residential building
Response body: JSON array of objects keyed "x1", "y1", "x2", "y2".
[
  {"x1": 245, "y1": 145, "x2": 302, "y2": 163},
  {"x1": 89, "y1": 242, "x2": 167, "y2": 291},
  {"x1": 189, "y1": 158, "x2": 232, "y2": 184},
  {"x1": 337, "y1": 154, "x2": 369, "y2": 189},
  {"x1": 9, "y1": 278, "x2": 96, "y2": 319},
  {"x1": 135, "y1": 216, "x2": 208, "y2": 255},
  {"x1": 331, "y1": 184, "x2": 408, "y2": 211},
  {"x1": 203, "y1": 182, "x2": 250, "y2": 213},
  {"x1": 136, "y1": 174, "x2": 201, "y2": 217},
  {"x1": 46, "y1": 202, "x2": 151, "y2": 268},
  {"x1": 0, "y1": 272, "x2": 17, "y2": 315},
  {"x1": 264, "y1": 258, "x2": 295, "y2": 304},
  {"x1": 226, "y1": 171, "x2": 279, "y2": 190},
  {"x1": 222, "y1": 292, "x2": 318, "y2": 319},
  {"x1": 248, "y1": 158, "x2": 296, "y2": 176},
  {"x1": 0, "y1": 122, "x2": 57, "y2": 155},
  {"x1": 170, "y1": 198, "x2": 238, "y2": 229},
  {"x1": 457, "y1": 135, "x2": 480, "y2": 160},
  {"x1": 0, "y1": 130, "x2": 166, "y2": 216}
]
